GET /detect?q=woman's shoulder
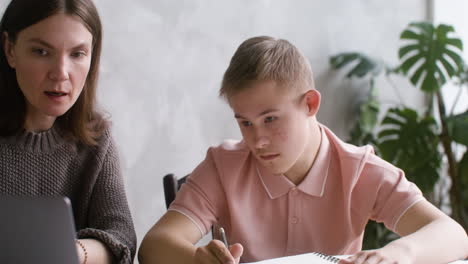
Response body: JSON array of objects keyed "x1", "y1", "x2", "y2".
[{"x1": 82, "y1": 123, "x2": 115, "y2": 152}]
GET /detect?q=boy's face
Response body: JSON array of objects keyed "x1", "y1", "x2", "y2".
[{"x1": 229, "y1": 80, "x2": 318, "y2": 176}]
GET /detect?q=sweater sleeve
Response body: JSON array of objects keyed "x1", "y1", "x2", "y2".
[{"x1": 77, "y1": 133, "x2": 137, "y2": 264}]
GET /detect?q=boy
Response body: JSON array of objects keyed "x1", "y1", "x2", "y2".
[{"x1": 139, "y1": 36, "x2": 468, "y2": 264}]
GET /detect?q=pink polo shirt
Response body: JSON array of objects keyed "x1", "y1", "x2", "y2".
[{"x1": 169, "y1": 124, "x2": 424, "y2": 262}]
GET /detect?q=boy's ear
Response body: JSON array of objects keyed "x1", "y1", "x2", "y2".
[
  {"x1": 3, "y1": 32, "x2": 16, "y2": 68},
  {"x1": 303, "y1": 89, "x2": 321, "y2": 117}
]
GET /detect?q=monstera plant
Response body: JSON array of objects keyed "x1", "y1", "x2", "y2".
[{"x1": 330, "y1": 22, "x2": 468, "y2": 248}]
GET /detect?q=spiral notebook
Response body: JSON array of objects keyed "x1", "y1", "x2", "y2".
[
  {"x1": 242, "y1": 252, "x2": 342, "y2": 264},
  {"x1": 242, "y1": 252, "x2": 468, "y2": 264}
]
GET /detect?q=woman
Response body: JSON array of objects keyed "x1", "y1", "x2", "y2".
[{"x1": 0, "y1": 0, "x2": 136, "y2": 263}]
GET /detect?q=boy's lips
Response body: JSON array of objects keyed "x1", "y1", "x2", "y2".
[{"x1": 259, "y1": 153, "x2": 280, "y2": 160}]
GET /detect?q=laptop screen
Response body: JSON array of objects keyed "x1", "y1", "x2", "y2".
[{"x1": 0, "y1": 196, "x2": 79, "y2": 264}]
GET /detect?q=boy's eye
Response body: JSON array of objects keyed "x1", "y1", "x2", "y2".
[
  {"x1": 241, "y1": 121, "x2": 252, "y2": 127},
  {"x1": 264, "y1": 116, "x2": 277, "y2": 123},
  {"x1": 32, "y1": 48, "x2": 48, "y2": 56}
]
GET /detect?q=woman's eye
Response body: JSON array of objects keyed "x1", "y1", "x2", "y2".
[
  {"x1": 32, "y1": 48, "x2": 48, "y2": 56},
  {"x1": 265, "y1": 116, "x2": 277, "y2": 123}
]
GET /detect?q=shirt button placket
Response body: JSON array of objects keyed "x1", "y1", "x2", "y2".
[
  {"x1": 286, "y1": 187, "x2": 300, "y2": 254},
  {"x1": 291, "y1": 188, "x2": 300, "y2": 225},
  {"x1": 291, "y1": 216, "x2": 299, "y2": 224}
]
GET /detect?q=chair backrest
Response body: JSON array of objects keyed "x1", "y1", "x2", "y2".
[
  {"x1": 162, "y1": 173, "x2": 216, "y2": 239},
  {"x1": 163, "y1": 173, "x2": 188, "y2": 209}
]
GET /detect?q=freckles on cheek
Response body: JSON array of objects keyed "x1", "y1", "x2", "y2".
[{"x1": 274, "y1": 129, "x2": 288, "y2": 142}]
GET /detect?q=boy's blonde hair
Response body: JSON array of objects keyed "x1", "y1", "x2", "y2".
[{"x1": 219, "y1": 36, "x2": 314, "y2": 100}]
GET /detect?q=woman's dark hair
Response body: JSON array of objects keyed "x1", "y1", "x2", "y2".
[{"x1": 0, "y1": 0, "x2": 107, "y2": 145}]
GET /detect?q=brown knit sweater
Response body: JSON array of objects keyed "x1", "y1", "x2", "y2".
[{"x1": 0, "y1": 125, "x2": 137, "y2": 263}]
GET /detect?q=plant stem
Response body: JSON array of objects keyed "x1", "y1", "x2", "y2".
[
  {"x1": 449, "y1": 85, "x2": 464, "y2": 115},
  {"x1": 425, "y1": 93, "x2": 434, "y2": 118},
  {"x1": 435, "y1": 90, "x2": 466, "y2": 229}
]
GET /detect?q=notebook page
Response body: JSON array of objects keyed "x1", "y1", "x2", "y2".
[
  {"x1": 242, "y1": 253, "x2": 468, "y2": 264},
  {"x1": 241, "y1": 252, "x2": 341, "y2": 264}
]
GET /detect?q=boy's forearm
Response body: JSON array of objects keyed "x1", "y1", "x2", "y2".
[
  {"x1": 386, "y1": 218, "x2": 468, "y2": 264},
  {"x1": 138, "y1": 232, "x2": 196, "y2": 264}
]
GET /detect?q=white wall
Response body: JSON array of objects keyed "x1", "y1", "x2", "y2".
[
  {"x1": 95, "y1": 0, "x2": 427, "y2": 247},
  {"x1": 432, "y1": 0, "x2": 468, "y2": 211},
  {"x1": 434, "y1": 0, "x2": 468, "y2": 115},
  {"x1": 1, "y1": 0, "x2": 429, "y2": 254}
]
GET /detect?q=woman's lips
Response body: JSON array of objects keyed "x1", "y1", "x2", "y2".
[{"x1": 44, "y1": 91, "x2": 68, "y2": 101}]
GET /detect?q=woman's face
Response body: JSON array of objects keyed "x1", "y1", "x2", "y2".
[{"x1": 4, "y1": 13, "x2": 93, "y2": 131}]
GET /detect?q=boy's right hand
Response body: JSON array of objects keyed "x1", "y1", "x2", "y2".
[{"x1": 194, "y1": 239, "x2": 243, "y2": 264}]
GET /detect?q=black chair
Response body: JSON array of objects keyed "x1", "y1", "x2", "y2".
[
  {"x1": 162, "y1": 173, "x2": 216, "y2": 239},
  {"x1": 163, "y1": 173, "x2": 188, "y2": 209}
]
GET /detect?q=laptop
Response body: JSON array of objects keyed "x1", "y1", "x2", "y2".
[{"x1": 0, "y1": 196, "x2": 80, "y2": 264}]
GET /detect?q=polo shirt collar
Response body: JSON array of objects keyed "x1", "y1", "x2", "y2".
[
  {"x1": 255, "y1": 125, "x2": 331, "y2": 199},
  {"x1": 256, "y1": 165, "x2": 294, "y2": 199},
  {"x1": 298, "y1": 125, "x2": 331, "y2": 197}
]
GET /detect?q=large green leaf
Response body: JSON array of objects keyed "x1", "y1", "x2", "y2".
[
  {"x1": 330, "y1": 52, "x2": 383, "y2": 78},
  {"x1": 348, "y1": 102, "x2": 380, "y2": 148},
  {"x1": 446, "y1": 110, "x2": 468, "y2": 146},
  {"x1": 348, "y1": 86, "x2": 380, "y2": 148},
  {"x1": 359, "y1": 97, "x2": 380, "y2": 134},
  {"x1": 459, "y1": 64, "x2": 468, "y2": 85},
  {"x1": 399, "y1": 22, "x2": 465, "y2": 92},
  {"x1": 377, "y1": 108, "x2": 441, "y2": 193}
]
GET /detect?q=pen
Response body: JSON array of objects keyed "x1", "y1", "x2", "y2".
[{"x1": 219, "y1": 227, "x2": 229, "y2": 247}]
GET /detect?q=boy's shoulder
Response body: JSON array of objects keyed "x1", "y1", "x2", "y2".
[
  {"x1": 211, "y1": 139, "x2": 250, "y2": 154},
  {"x1": 321, "y1": 125, "x2": 373, "y2": 159},
  {"x1": 322, "y1": 125, "x2": 398, "y2": 174},
  {"x1": 205, "y1": 139, "x2": 251, "y2": 172}
]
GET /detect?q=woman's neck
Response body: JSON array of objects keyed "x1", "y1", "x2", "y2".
[{"x1": 24, "y1": 110, "x2": 57, "y2": 132}]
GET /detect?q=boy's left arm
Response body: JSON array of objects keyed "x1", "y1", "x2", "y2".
[{"x1": 340, "y1": 200, "x2": 468, "y2": 264}]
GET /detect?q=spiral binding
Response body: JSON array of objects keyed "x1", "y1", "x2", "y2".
[{"x1": 312, "y1": 252, "x2": 340, "y2": 263}]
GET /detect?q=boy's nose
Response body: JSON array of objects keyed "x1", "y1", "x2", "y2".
[
  {"x1": 48, "y1": 57, "x2": 70, "y2": 81},
  {"x1": 255, "y1": 136, "x2": 270, "y2": 149},
  {"x1": 254, "y1": 130, "x2": 270, "y2": 149}
]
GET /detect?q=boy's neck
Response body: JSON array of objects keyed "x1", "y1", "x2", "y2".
[{"x1": 284, "y1": 121, "x2": 322, "y2": 185}]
